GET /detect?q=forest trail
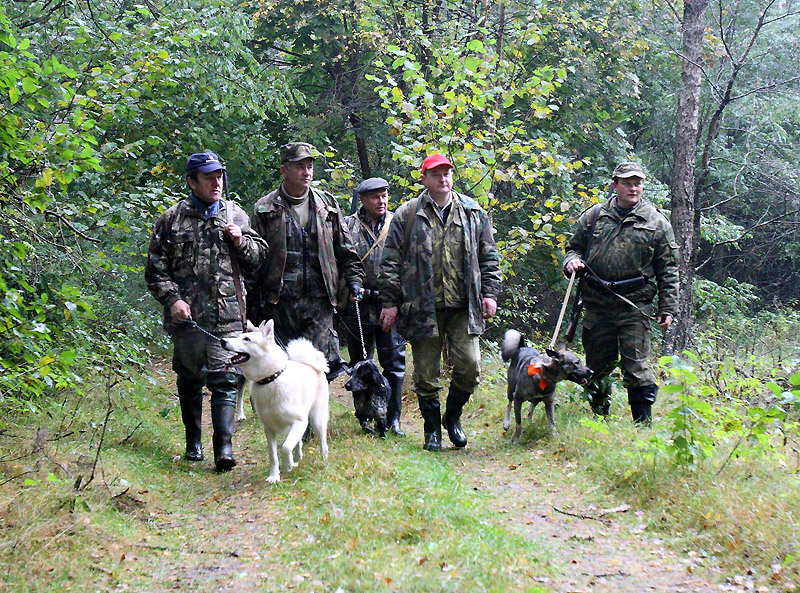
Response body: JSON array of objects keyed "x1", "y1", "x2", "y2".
[{"x1": 115, "y1": 373, "x2": 751, "y2": 593}]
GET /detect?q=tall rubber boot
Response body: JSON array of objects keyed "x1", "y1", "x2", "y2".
[
  {"x1": 177, "y1": 375, "x2": 204, "y2": 462},
  {"x1": 443, "y1": 386, "x2": 471, "y2": 448},
  {"x1": 417, "y1": 396, "x2": 442, "y2": 451},
  {"x1": 386, "y1": 375, "x2": 405, "y2": 437},
  {"x1": 628, "y1": 384, "x2": 657, "y2": 426},
  {"x1": 208, "y1": 372, "x2": 238, "y2": 471},
  {"x1": 585, "y1": 381, "x2": 612, "y2": 417}
]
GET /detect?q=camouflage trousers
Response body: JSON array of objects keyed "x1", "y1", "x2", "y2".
[
  {"x1": 172, "y1": 326, "x2": 239, "y2": 379},
  {"x1": 582, "y1": 303, "x2": 657, "y2": 389},
  {"x1": 409, "y1": 308, "x2": 481, "y2": 401},
  {"x1": 261, "y1": 296, "x2": 341, "y2": 366}
]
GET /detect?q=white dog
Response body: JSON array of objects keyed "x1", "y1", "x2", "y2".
[{"x1": 221, "y1": 320, "x2": 329, "y2": 483}]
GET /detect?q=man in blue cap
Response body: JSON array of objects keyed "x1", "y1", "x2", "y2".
[
  {"x1": 146, "y1": 151, "x2": 268, "y2": 470},
  {"x1": 339, "y1": 177, "x2": 406, "y2": 436}
]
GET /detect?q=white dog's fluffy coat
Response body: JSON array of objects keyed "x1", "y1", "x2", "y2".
[{"x1": 222, "y1": 320, "x2": 329, "y2": 483}]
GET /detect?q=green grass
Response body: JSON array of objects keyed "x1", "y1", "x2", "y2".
[{"x1": 2, "y1": 349, "x2": 799, "y2": 591}]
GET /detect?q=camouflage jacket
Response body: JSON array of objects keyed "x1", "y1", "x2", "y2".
[
  {"x1": 249, "y1": 185, "x2": 363, "y2": 310},
  {"x1": 145, "y1": 198, "x2": 268, "y2": 334},
  {"x1": 379, "y1": 191, "x2": 502, "y2": 340},
  {"x1": 339, "y1": 208, "x2": 394, "y2": 324},
  {"x1": 564, "y1": 197, "x2": 679, "y2": 316}
]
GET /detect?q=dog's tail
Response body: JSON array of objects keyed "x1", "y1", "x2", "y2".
[
  {"x1": 286, "y1": 338, "x2": 330, "y2": 374},
  {"x1": 501, "y1": 329, "x2": 523, "y2": 362}
]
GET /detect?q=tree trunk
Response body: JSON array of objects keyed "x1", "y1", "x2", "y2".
[{"x1": 666, "y1": 0, "x2": 707, "y2": 354}]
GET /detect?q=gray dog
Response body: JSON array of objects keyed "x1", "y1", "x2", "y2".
[{"x1": 501, "y1": 330, "x2": 593, "y2": 443}]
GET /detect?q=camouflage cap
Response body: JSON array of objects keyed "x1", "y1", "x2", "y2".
[
  {"x1": 280, "y1": 142, "x2": 315, "y2": 163},
  {"x1": 612, "y1": 161, "x2": 646, "y2": 180}
]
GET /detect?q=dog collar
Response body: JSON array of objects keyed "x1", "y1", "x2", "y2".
[
  {"x1": 527, "y1": 364, "x2": 548, "y2": 391},
  {"x1": 256, "y1": 366, "x2": 286, "y2": 385}
]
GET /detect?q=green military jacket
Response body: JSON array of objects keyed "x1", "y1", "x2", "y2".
[
  {"x1": 340, "y1": 208, "x2": 394, "y2": 325},
  {"x1": 145, "y1": 198, "x2": 267, "y2": 334},
  {"x1": 250, "y1": 186, "x2": 363, "y2": 311},
  {"x1": 379, "y1": 191, "x2": 502, "y2": 340},
  {"x1": 564, "y1": 197, "x2": 679, "y2": 316}
]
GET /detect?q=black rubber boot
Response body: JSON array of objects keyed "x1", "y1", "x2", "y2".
[
  {"x1": 586, "y1": 382, "x2": 612, "y2": 417},
  {"x1": 418, "y1": 397, "x2": 442, "y2": 451},
  {"x1": 443, "y1": 386, "x2": 471, "y2": 448},
  {"x1": 386, "y1": 375, "x2": 405, "y2": 437},
  {"x1": 208, "y1": 372, "x2": 238, "y2": 471},
  {"x1": 177, "y1": 375, "x2": 204, "y2": 462},
  {"x1": 628, "y1": 384, "x2": 658, "y2": 426}
]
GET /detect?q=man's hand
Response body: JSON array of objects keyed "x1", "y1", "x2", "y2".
[
  {"x1": 565, "y1": 258, "x2": 585, "y2": 275},
  {"x1": 657, "y1": 313, "x2": 673, "y2": 329},
  {"x1": 223, "y1": 223, "x2": 243, "y2": 248},
  {"x1": 170, "y1": 299, "x2": 192, "y2": 322},
  {"x1": 380, "y1": 306, "x2": 398, "y2": 332},
  {"x1": 482, "y1": 297, "x2": 497, "y2": 320}
]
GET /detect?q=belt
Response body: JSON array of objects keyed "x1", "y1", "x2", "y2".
[{"x1": 584, "y1": 274, "x2": 650, "y2": 294}]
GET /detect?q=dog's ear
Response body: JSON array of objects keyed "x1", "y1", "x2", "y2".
[
  {"x1": 246, "y1": 320, "x2": 258, "y2": 332},
  {"x1": 545, "y1": 347, "x2": 558, "y2": 358}
]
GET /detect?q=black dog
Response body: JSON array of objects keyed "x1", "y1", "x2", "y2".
[
  {"x1": 344, "y1": 360, "x2": 389, "y2": 437},
  {"x1": 501, "y1": 330, "x2": 593, "y2": 443}
]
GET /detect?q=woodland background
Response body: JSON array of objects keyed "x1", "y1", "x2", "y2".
[
  {"x1": 4, "y1": 0, "x2": 800, "y2": 400},
  {"x1": 2, "y1": 1, "x2": 800, "y2": 589}
]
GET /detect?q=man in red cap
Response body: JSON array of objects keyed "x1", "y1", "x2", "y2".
[{"x1": 378, "y1": 154, "x2": 501, "y2": 451}]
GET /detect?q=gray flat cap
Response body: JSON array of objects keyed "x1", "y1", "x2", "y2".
[{"x1": 356, "y1": 177, "x2": 389, "y2": 195}]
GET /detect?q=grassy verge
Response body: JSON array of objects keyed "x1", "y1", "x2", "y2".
[{"x1": 2, "y1": 347, "x2": 798, "y2": 591}]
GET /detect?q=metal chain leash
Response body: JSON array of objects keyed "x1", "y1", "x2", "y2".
[{"x1": 354, "y1": 297, "x2": 368, "y2": 360}]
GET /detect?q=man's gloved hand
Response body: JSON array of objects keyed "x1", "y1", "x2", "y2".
[{"x1": 350, "y1": 283, "x2": 364, "y2": 300}]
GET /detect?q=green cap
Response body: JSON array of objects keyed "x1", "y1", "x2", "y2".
[
  {"x1": 612, "y1": 161, "x2": 646, "y2": 179},
  {"x1": 280, "y1": 142, "x2": 315, "y2": 163}
]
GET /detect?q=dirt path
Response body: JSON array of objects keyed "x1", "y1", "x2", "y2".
[{"x1": 124, "y1": 377, "x2": 745, "y2": 593}]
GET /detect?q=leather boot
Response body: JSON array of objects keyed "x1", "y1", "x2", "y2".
[
  {"x1": 628, "y1": 384, "x2": 658, "y2": 426},
  {"x1": 418, "y1": 396, "x2": 442, "y2": 451},
  {"x1": 208, "y1": 372, "x2": 238, "y2": 471},
  {"x1": 177, "y1": 375, "x2": 204, "y2": 461},
  {"x1": 443, "y1": 386, "x2": 471, "y2": 448},
  {"x1": 386, "y1": 374, "x2": 405, "y2": 437},
  {"x1": 586, "y1": 381, "x2": 612, "y2": 417}
]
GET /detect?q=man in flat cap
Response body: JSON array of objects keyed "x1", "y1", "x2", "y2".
[
  {"x1": 249, "y1": 142, "x2": 364, "y2": 382},
  {"x1": 564, "y1": 161, "x2": 679, "y2": 424},
  {"x1": 379, "y1": 154, "x2": 501, "y2": 451},
  {"x1": 339, "y1": 177, "x2": 407, "y2": 435},
  {"x1": 146, "y1": 151, "x2": 268, "y2": 470}
]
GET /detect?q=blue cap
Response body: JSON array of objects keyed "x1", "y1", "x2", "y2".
[{"x1": 186, "y1": 152, "x2": 226, "y2": 174}]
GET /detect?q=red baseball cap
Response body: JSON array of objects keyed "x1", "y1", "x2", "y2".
[{"x1": 421, "y1": 153, "x2": 454, "y2": 174}]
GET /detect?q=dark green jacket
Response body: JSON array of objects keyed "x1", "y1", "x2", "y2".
[
  {"x1": 564, "y1": 197, "x2": 679, "y2": 316},
  {"x1": 250, "y1": 186, "x2": 363, "y2": 309},
  {"x1": 379, "y1": 191, "x2": 502, "y2": 340},
  {"x1": 145, "y1": 198, "x2": 267, "y2": 334}
]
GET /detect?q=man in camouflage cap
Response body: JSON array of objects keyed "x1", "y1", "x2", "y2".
[
  {"x1": 248, "y1": 142, "x2": 364, "y2": 382},
  {"x1": 146, "y1": 151, "x2": 268, "y2": 470},
  {"x1": 340, "y1": 177, "x2": 407, "y2": 436},
  {"x1": 564, "y1": 161, "x2": 679, "y2": 424},
  {"x1": 379, "y1": 154, "x2": 502, "y2": 451}
]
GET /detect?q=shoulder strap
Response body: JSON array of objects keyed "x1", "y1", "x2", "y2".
[
  {"x1": 359, "y1": 212, "x2": 393, "y2": 262},
  {"x1": 226, "y1": 200, "x2": 247, "y2": 331},
  {"x1": 401, "y1": 198, "x2": 419, "y2": 260},
  {"x1": 583, "y1": 203, "x2": 602, "y2": 261}
]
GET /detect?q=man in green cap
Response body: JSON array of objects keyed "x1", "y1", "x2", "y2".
[
  {"x1": 249, "y1": 142, "x2": 364, "y2": 382},
  {"x1": 563, "y1": 161, "x2": 679, "y2": 424}
]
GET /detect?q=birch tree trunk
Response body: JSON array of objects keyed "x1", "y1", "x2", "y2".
[{"x1": 666, "y1": 0, "x2": 707, "y2": 354}]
